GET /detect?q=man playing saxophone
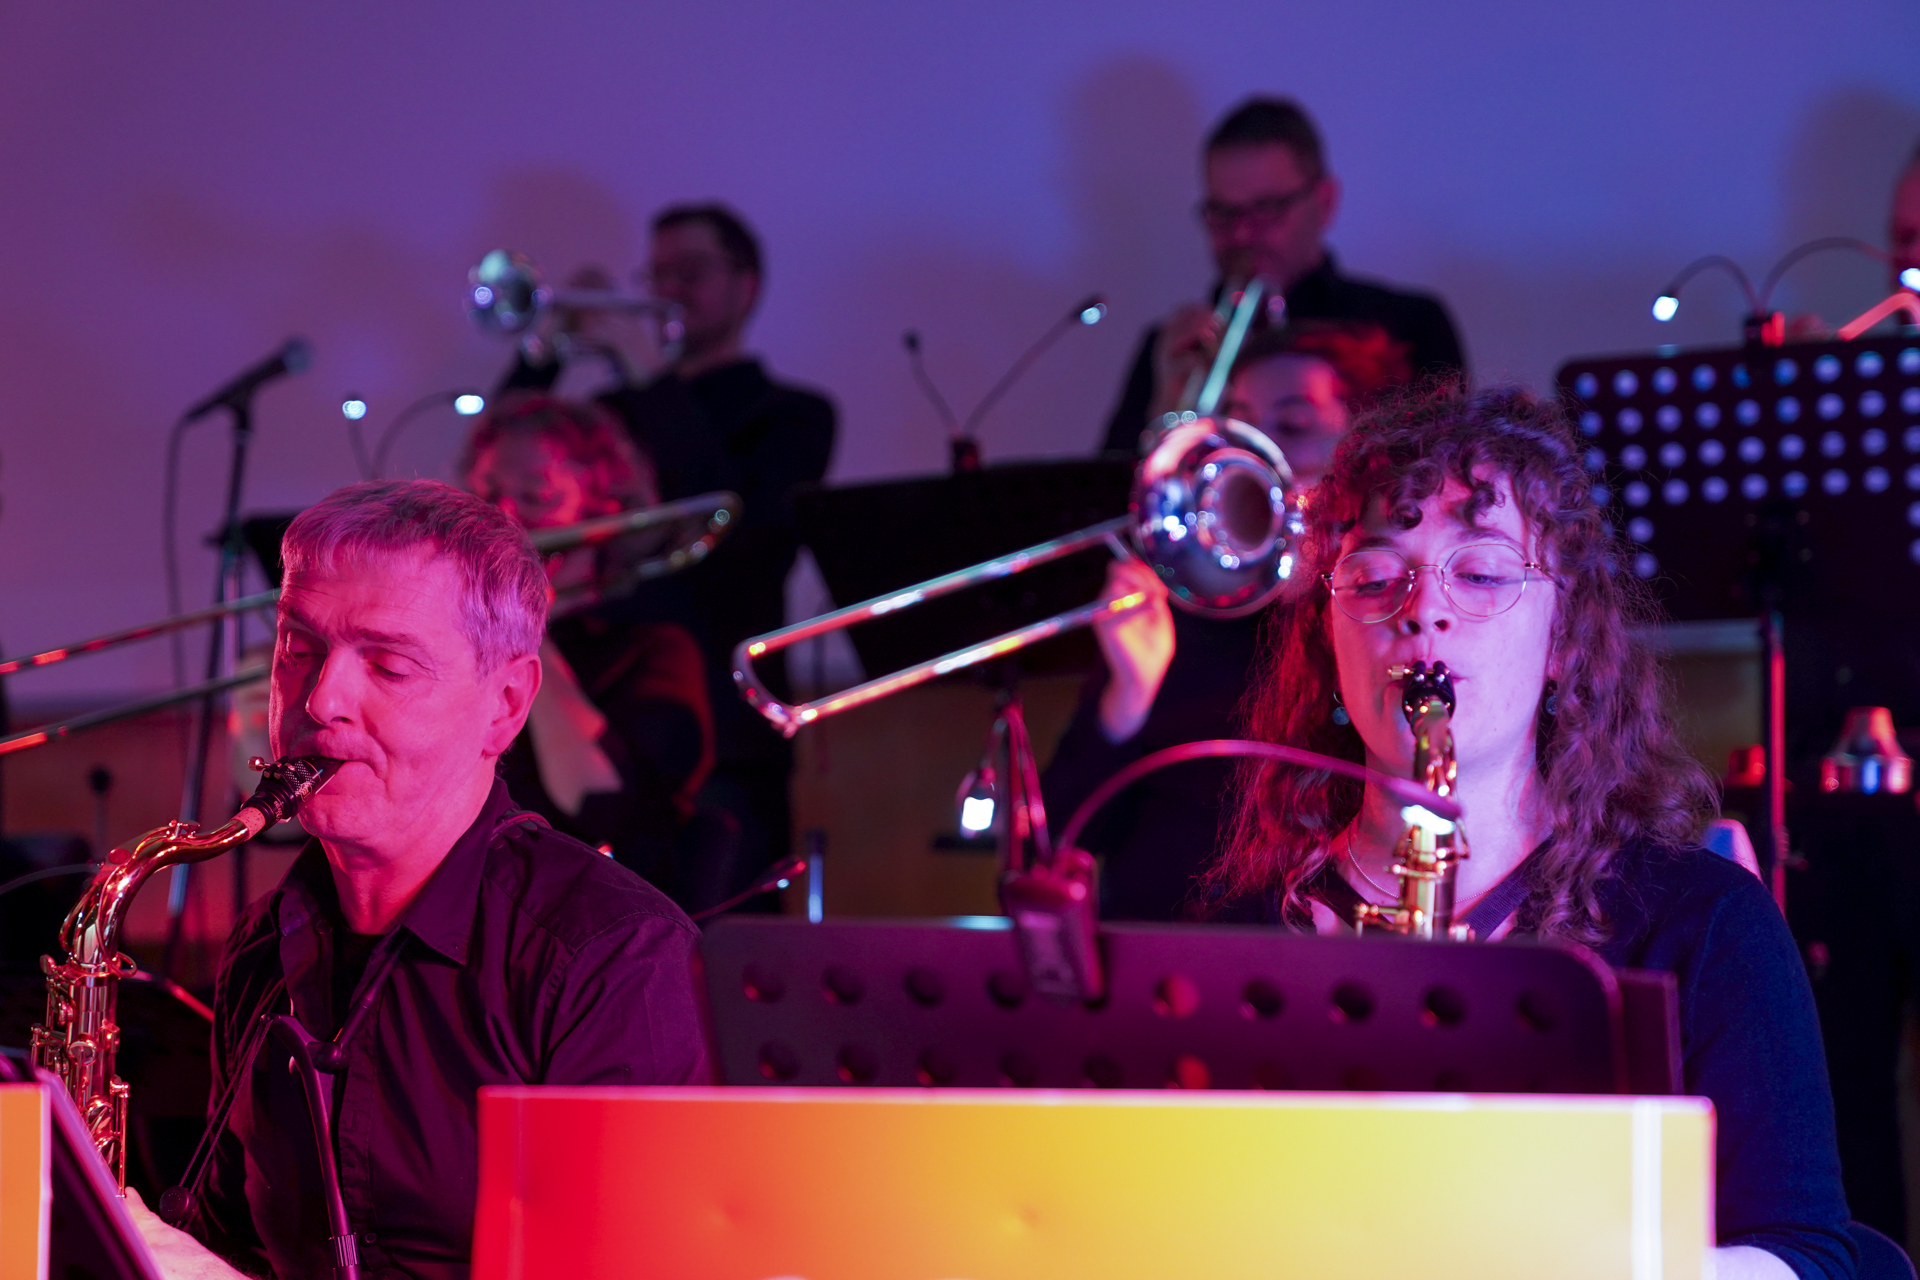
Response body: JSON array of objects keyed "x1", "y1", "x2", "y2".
[{"x1": 126, "y1": 480, "x2": 710, "y2": 1279}]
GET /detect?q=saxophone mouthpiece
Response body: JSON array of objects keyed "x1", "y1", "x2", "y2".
[
  {"x1": 235, "y1": 755, "x2": 345, "y2": 837},
  {"x1": 1397, "y1": 660, "x2": 1456, "y2": 725}
]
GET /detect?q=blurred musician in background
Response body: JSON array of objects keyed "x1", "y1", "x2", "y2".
[
  {"x1": 125, "y1": 481, "x2": 707, "y2": 1279},
  {"x1": 1045, "y1": 321, "x2": 1407, "y2": 920},
  {"x1": 1890, "y1": 138, "x2": 1920, "y2": 291},
  {"x1": 1217, "y1": 386, "x2": 1851, "y2": 1280},
  {"x1": 461, "y1": 394, "x2": 715, "y2": 899},
  {"x1": 1100, "y1": 96, "x2": 1463, "y2": 453},
  {"x1": 503, "y1": 203, "x2": 836, "y2": 907}
]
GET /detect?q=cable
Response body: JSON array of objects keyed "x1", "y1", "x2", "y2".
[
  {"x1": 1056, "y1": 738, "x2": 1464, "y2": 855},
  {"x1": 0, "y1": 862, "x2": 98, "y2": 900}
]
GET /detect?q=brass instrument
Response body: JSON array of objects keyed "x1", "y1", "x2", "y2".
[
  {"x1": 528, "y1": 490, "x2": 741, "y2": 617},
  {"x1": 31, "y1": 755, "x2": 343, "y2": 1190},
  {"x1": 467, "y1": 248, "x2": 685, "y2": 366},
  {"x1": 1356, "y1": 661, "x2": 1472, "y2": 941},
  {"x1": 1166, "y1": 277, "x2": 1269, "y2": 430},
  {"x1": 734, "y1": 281, "x2": 1294, "y2": 735},
  {"x1": 0, "y1": 591, "x2": 278, "y2": 757}
]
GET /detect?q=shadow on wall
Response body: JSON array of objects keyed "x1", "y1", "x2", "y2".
[
  {"x1": 822, "y1": 54, "x2": 1213, "y2": 479},
  {"x1": 1431, "y1": 89, "x2": 1920, "y2": 390},
  {"x1": 1058, "y1": 55, "x2": 1211, "y2": 337},
  {"x1": 1773, "y1": 87, "x2": 1920, "y2": 324}
]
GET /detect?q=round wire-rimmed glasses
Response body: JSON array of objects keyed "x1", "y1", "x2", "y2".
[{"x1": 1322, "y1": 543, "x2": 1546, "y2": 624}]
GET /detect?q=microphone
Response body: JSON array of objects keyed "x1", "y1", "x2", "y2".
[
  {"x1": 903, "y1": 293, "x2": 1106, "y2": 473},
  {"x1": 182, "y1": 337, "x2": 314, "y2": 420}
]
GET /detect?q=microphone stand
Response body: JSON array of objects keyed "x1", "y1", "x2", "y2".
[{"x1": 164, "y1": 393, "x2": 261, "y2": 978}]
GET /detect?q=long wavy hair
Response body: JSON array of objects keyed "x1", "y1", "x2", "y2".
[{"x1": 1214, "y1": 383, "x2": 1715, "y2": 941}]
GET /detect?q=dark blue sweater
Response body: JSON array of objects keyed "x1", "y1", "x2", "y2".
[{"x1": 1584, "y1": 844, "x2": 1855, "y2": 1279}]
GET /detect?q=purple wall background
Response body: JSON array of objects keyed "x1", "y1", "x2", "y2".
[{"x1": 3, "y1": 1, "x2": 1918, "y2": 700}]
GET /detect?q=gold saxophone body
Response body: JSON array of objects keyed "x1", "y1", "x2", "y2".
[
  {"x1": 1356, "y1": 661, "x2": 1472, "y2": 941},
  {"x1": 30, "y1": 755, "x2": 342, "y2": 1190}
]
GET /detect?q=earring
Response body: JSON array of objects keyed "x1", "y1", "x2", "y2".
[
  {"x1": 1331, "y1": 690, "x2": 1350, "y2": 727},
  {"x1": 1542, "y1": 679, "x2": 1559, "y2": 718}
]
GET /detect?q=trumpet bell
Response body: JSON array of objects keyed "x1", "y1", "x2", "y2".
[
  {"x1": 1134, "y1": 416, "x2": 1300, "y2": 618},
  {"x1": 468, "y1": 249, "x2": 548, "y2": 337}
]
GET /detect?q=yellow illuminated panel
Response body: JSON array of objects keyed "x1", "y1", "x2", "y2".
[{"x1": 475, "y1": 1087, "x2": 1711, "y2": 1280}]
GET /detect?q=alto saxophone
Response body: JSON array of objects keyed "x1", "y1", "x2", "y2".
[
  {"x1": 30, "y1": 754, "x2": 342, "y2": 1190},
  {"x1": 1355, "y1": 661, "x2": 1472, "y2": 941}
]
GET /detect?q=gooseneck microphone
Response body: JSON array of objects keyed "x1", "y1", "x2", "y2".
[
  {"x1": 904, "y1": 293, "x2": 1106, "y2": 471},
  {"x1": 181, "y1": 336, "x2": 314, "y2": 420}
]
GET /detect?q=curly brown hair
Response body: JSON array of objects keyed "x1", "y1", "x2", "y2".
[
  {"x1": 459, "y1": 393, "x2": 658, "y2": 514},
  {"x1": 1213, "y1": 382, "x2": 1715, "y2": 941}
]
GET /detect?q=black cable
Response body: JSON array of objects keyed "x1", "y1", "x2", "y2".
[{"x1": 0, "y1": 862, "x2": 98, "y2": 900}]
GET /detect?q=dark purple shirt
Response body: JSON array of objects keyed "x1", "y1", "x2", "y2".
[{"x1": 194, "y1": 779, "x2": 711, "y2": 1279}]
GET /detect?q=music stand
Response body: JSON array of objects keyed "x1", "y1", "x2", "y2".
[
  {"x1": 1557, "y1": 334, "x2": 1920, "y2": 902},
  {"x1": 701, "y1": 917, "x2": 1678, "y2": 1096},
  {"x1": 0, "y1": 1057, "x2": 162, "y2": 1280}
]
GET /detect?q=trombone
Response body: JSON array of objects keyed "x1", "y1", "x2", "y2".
[
  {"x1": 533, "y1": 490, "x2": 741, "y2": 617},
  {"x1": 0, "y1": 492, "x2": 741, "y2": 755},
  {"x1": 0, "y1": 592, "x2": 279, "y2": 757},
  {"x1": 734, "y1": 280, "x2": 1296, "y2": 736}
]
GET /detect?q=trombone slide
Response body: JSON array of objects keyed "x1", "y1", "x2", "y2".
[{"x1": 732, "y1": 517, "x2": 1138, "y2": 736}]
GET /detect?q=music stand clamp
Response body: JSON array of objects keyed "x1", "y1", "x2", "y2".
[{"x1": 1557, "y1": 333, "x2": 1920, "y2": 908}]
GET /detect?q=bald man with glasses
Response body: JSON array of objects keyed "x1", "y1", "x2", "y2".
[{"x1": 1101, "y1": 96, "x2": 1465, "y2": 453}]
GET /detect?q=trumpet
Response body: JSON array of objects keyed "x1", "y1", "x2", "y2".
[
  {"x1": 1356, "y1": 661, "x2": 1471, "y2": 941},
  {"x1": 529, "y1": 490, "x2": 741, "y2": 617},
  {"x1": 31, "y1": 755, "x2": 343, "y2": 1190},
  {"x1": 467, "y1": 248, "x2": 685, "y2": 366}
]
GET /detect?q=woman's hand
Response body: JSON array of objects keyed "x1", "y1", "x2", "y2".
[
  {"x1": 1093, "y1": 558, "x2": 1175, "y2": 743},
  {"x1": 122, "y1": 1187, "x2": 249, "y2": 1280}
]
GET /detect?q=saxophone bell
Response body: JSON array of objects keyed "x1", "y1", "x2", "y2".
[{"x1": 30, "y1": 755, "x2": 343, "y2": 1192}]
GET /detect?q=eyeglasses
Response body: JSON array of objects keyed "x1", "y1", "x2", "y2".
[
  {"x1": 1198, "y1": 182, "x2": 1322, "y2": 232},
  {"x1": 1322, "y1": 543, "x2": 1546, "y2": 624}
]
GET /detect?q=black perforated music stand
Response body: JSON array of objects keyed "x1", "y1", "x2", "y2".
[
  {"x1": 1557, "y1": 334, "x2": 1920, "y2": 902},
  {"x1": 700, "y1": 917, "x2": 1677, "y2": 1096}
]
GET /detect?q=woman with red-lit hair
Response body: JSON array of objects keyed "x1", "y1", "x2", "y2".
[
  {"x1": 461, "y1": 393, "x2": 716, "y2": 900},
  {"x1": 1216, "y1": 385, "x2": 1852, "y2": 1280}
]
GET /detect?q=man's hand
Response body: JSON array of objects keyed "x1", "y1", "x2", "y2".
[
  {"x1": 122, "y1": 1187, "x2": 250, "y2": 1280},
  {"x1": 1147, "y1": 302, "x2": 1225, "y2": 421},
  {"x1": 1093, "y1": 558, "x2": 1175, "y2": 744},
  {"x1": 555, "y1": 265, "x2": 670, "y2": 384}
]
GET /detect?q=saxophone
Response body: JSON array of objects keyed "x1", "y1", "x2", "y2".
[
  {"x1": 1355, "y1": 661, "x2": 1471, "y2": 941},
  {"x1": 30, "y1": 754, "x2": 342, "y2": 1190}
]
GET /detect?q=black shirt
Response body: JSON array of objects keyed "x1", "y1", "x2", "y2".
[
  {"x1": 1099, "y1": 251, "x2": 1466, "y2": 453},
  {"x1": 193, "y1": 780, "x2": 711, "y2": 1279},
  {"x1": 1239, "y1": 844, "x2": 1856, "y2": 1280},
  {"x1": 1042, "y1": 608, "x2": 1266, "y2": 920},
  {"x1": 496, "y1": 611, "x2": 712, "y2": 881}
]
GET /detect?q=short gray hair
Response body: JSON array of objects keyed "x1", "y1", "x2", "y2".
[{"x1": 281, "y1": 480, "x2": 548, "y2": 671}]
